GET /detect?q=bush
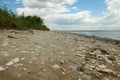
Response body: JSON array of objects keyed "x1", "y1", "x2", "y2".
[{"x1": 0, "y1": 6, "x2": 50, "y2": 31}]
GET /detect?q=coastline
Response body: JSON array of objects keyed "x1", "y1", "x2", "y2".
[
  {"x1": 67, "y1": 32, "x2": 120, "y2": 47},
  {"x1": 0, "y1": 30, "x2": 120, "y2": 80}
]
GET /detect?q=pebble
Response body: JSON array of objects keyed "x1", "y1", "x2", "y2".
[
  {"x1": 96, "y1": 68, "x2": 115, "y2": 75},
  {"x1": 8, "y1": 35, "x2": 18, "y2": 39},
  {"x1": 5, "y1": 61, "x2": 14, "y2": 67},
  {"x1": 76, "y1": 65, "x2": 85, "y2": 72},
  {"x1": 52, "y1": 64, "x2": 60, "y2": 69},
  {"x1": 23, "y1": 68, "x2": 27, "y2": 71},
  {"x1": 21, "y1": 58, "x2": 25, "y2": 60},
  {"x1": 29, "y1": 61, "x2": 32, "y2": 64},
  {"x1": 60, "y1": 60, "x2": 66, "y2": 64},
  {"x1": 5, "y1": 58, "x2": 20, "y2": 67},
  {"x1": 0, "y1": 66, "x2": 5, "y2": 72}
]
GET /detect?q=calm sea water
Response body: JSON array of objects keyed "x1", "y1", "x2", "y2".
[{"x1": 65, "y1": 30, "x2": 120, "y2": 41}]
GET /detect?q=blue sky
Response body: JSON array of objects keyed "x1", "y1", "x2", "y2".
[{"x1": 0, "y1": 0, "x2": 120, "y2": 30}]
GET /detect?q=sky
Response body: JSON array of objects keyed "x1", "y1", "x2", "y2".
[{"x1": 0, "y1": 0, "x2": 120, "y2": 30}]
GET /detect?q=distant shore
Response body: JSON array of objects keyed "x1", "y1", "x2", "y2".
[
  {"x1": 0, "y1": 30, "x2": 120, "y2": 80},
  {"x1": 55, "y1": 30, "x2": 120, "y2": 47}
]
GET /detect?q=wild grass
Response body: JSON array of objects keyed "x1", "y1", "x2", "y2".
[{"x1": 0, "y1": 6, "x2": 49, "y2": 31}]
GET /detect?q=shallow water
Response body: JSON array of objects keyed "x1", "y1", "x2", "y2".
[{"x1": 65, "y1": 30, "x2": 120, "y2": 40}]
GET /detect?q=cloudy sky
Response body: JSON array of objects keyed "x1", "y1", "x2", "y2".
[{"x1": 0, "y1": 0, "x2": 120, "y2": 30}]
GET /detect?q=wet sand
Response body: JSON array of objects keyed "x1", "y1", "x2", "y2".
[{"x1": 0, "y1": 30, "x2": 120, "y2": 80}]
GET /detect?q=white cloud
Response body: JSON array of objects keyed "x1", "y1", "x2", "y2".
[
  {"x1": 16, "y1": 0, "x2": 120, "y2": 30},
  {"x1": 100, "y1": 0, "x2": 120, "y2": 28}
]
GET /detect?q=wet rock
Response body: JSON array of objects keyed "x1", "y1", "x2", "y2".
[{"x1": 76, "y1": 65, "x2": 85, "y2": 72}]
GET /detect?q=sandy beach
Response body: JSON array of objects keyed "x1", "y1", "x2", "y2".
[{"x1": 0, "y1": 30, "x2": 120, "y2": 80}]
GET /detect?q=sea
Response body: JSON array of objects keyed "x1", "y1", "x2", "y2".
[{"x1": 63, "y1": 30, "x2": 120, "y2": 41}]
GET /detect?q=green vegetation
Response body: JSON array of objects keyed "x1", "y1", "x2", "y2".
[{"x1": 0, "y1": 6, "x2": 49, "y2": 31}]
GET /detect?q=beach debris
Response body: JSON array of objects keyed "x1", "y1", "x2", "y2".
[
  {"x1": 0, "y1": 66, "x2": 5, "y2": 72},
  {"x1": 5, "y1": 58, "x2": 20, "y2": 67},
  {"x1": 76, "y1": 65, "x2": 85, "y2": 72}
]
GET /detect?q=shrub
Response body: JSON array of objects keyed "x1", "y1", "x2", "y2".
[{"x1": 0, "y1": 6, "x2": 49, "y2": 31}]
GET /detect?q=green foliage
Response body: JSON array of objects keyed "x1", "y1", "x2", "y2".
[{"x1": 0, "y1": 6, "x2": 49, "y2": 31}]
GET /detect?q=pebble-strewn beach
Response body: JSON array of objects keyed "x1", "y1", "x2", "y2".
[{"x1": 0, "y1": 30, "x2": 120, "y2": 80}]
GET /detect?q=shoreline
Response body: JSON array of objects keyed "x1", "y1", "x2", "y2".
[
  {"x1": 57, "y1": 31, "x2": 120, "y2": 47},
  {"x1": 0, "y1": 30, "x2": 120, "y2": 80}
]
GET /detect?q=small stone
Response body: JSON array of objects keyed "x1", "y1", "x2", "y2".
[
  {"x1": 33, "y1": 57, "x2": 37, "y2": 60},
  {"x1": 20, "y1": 51, "x2": 28, "y2": 53},
  {"x1": 23, "y1": 68, "x2": 26, "y2": 71},
  {"x1": 12, "y1": 58, "x2": 20, "y2": 63},
  {"x1": 0, "y1": 66, "x2": 5, "y2": 72},
  {"x1": 76, "y1": 65, "x2": 85, "y2": 72},
  {"x1": 17, "y1": 74, "x2": 22, "y2": 77},
  {"x1": 107, "y1": 56, "x2": 116, "y2": 61},
  {"x1": 21, "y1": 58, "x2": 25, "y2": 60},
  {"x1": 36, "y1": 53, "x2": 39, "y2": 56},
  {"x1": 60, "y1": 60, "x2": 66, "y2": 64},
  {"x1": 43, "y1": 69, "x2": 47, "y2": 72},
  {"x1": 98, "y1": 64, "x2": 107, "y2": 69},
  {"x1": 29, "y1": 61, "x2": 32, "y2": 64},
  {"x1": 5, "y1": 61, "x2": 14, "y2": 67},
  {"x1": 99, "y1": 49, "x2": 110, "y2": 55},
  {"x1": 96, "y1": 68, "x2": 115, "y2": 75},
  {"x1": 52, "y1": 64, "x2": 60, "y2": 69},
  {"x1": 8, "y1": 35, "x2": 18, "y2": 39}
]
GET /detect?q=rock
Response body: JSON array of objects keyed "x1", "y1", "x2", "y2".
[
  {"x1": 69, "y1": 60, "x2": 78, "y2": 64},
  {"x1": 12, "y1": 58, "x2": 20, "y2": 63},
  {"x1": 29, "y1": 61, "x2": 32, "y2": 64},
  {"x1": 5, "y1": 61, "x2": 14, "y2": 67},
  {"x1": 99, "y1": 49, "x2": 110, "y2": 55},
  {"x1": 0, "y1": 66, "x2": 5, "y2": 72},
  {"x1": 107, "y1": 56, "x2": 116, "y2": 61},
  {"x1": 8, "y1": 35, "x2": 18, "y2": 39},
  {"x1": 60, "y1": 60, "x2": 66, "y2": 64},
  {"x1": 98, "y1": 64, "x2": 107, "y2": 68},
  {"x1": 76, "y1": 54, "x2": 83, "y2": 57},
  {"x1": 23, "y1": 68, "x2": 27, "y2": 71},
  {"x1": 96, "y1": 68, "x2": 115, "y2": 75},
  {"x1": 76, "y1": 65, "x2": 85, "y2": 72},
  {"x1": 21, "y1": 58, "x2": 25, "y2": 60},
  {"x1": 52, "y1": 64, "x2": 60, "y2": 69},
  {"x1": 5, "y1": 58, "x2": 20, "y2": 67}
]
